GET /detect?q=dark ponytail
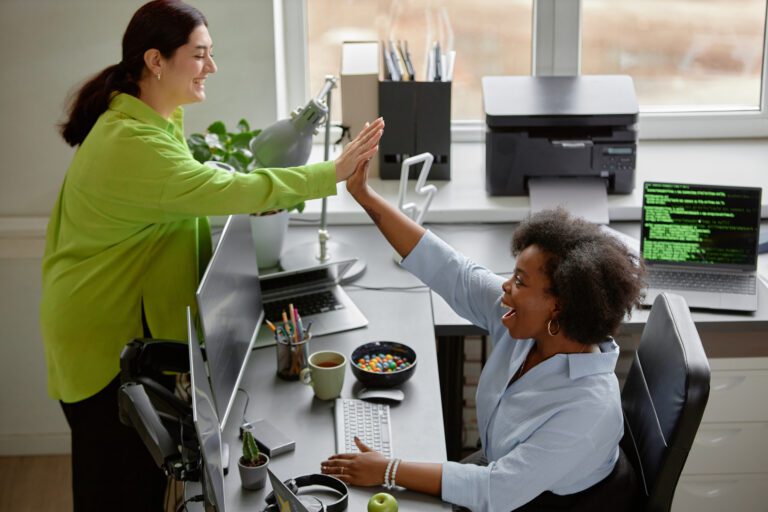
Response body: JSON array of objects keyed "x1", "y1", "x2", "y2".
[{"x1": 59, "y1": 0, "x2": 207, "y2": 147}]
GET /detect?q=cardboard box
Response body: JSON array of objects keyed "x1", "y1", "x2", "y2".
[{"x1": 340, "y1": 41, "x2": 380, "y2": 177}]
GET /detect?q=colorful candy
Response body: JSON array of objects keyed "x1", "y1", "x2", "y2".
[{"x1": 355, "y1": 353, "x2": 412, "y2": 373}]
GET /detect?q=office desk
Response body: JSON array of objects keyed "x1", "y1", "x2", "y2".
[
  {"x1": 196, "y1": 220, "x2": 768, "y2": 510},
  {"x1": 194, "y1": 222, "x2": 448, "y2": 511}
]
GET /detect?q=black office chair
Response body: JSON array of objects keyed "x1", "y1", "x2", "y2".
[{"x1": 620, "y1": 292, "x2": 711, "y2": 512}]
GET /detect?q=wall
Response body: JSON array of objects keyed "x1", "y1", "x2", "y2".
[{"x1": 0, "y1": 0, "x2": 280, "y2": 455}]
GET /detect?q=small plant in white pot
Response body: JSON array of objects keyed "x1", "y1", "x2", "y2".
[
  {"x1": 238, "y1": 430, "x2": 269, "y2": 490},
  {"x1": 187, "y1": 120, "x2": 305, "y2": 269}
]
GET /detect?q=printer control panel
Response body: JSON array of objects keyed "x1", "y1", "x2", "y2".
[{"x1": 599, "y1": 146, "x2": 635, "y2": 172}]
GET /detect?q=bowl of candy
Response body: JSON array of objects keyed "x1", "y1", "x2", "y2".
[{"x1": 350, "y1": 341, "x2": 417, "y2": 388}]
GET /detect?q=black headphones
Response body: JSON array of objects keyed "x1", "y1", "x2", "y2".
[{"x1": 264, "y1": 473, "x2": 348, "y2": 512}]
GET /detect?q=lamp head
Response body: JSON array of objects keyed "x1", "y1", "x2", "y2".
[{"x1": 249, "y1": 98, "x2": 328, "y2": 168}]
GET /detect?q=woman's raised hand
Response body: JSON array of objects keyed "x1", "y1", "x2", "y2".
[
  {"x1": 334, "y1": 118, "x2": 384, "y2": 182},
  {"x1": 346, "y1": 158, "x2": 372, "y2": 200}
]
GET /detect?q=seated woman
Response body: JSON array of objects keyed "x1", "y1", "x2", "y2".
[{"x1": 321, "y1": 160, "x2": 645, "y2": 512}]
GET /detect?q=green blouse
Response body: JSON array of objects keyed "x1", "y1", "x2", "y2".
[{"x1": 41, "y1": 93, "x2": 336, "y2": 402}]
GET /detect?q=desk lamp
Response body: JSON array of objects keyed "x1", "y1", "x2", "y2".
[{"x1": 268, "y1": 75, "x2": 366, "y2": 280}]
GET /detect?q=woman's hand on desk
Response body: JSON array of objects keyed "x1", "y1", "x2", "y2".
[
  {"x1": 334, "y1": 118, "x2": 384, "y2": 183},
  {"x1": 320, "y1": 437, "x2": 388, "y2": 487}
]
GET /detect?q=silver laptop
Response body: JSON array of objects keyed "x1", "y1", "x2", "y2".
[
  {"x1": 254, "y1": 259, "x2": 368, "y2": 347},
  {"x1": 640, "y1": 182, "x2": 762, "y2": 312}
]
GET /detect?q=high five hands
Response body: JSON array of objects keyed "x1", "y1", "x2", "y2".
[{"x1": 334, "y1": 118, "x2": 384, "y2": 182}]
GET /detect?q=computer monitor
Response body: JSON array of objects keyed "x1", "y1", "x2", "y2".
[
  {"x1": 196, "y1": 215, "x2": 265, "y2": 429},
  {"x1": 188, "y1": 307, "x2": 227, "y2": 512}
]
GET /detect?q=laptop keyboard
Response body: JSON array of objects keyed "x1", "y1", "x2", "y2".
[
  {"x1": 263, "y1": 290, "x2": 344, "y2": 322},
  {"x1": 648, "y1": 270, "x2": 756, "y2": 294},
  {"x1": 334, "y1": 399, "x2": 392, "y2": 458}
]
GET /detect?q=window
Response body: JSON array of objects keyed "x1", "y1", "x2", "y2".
[
  {"x1": 582, "y1": 0, "x2": 765, "y2": 111},
  {"x1": 290, "y1": 0, "x2": 768, "y2": 138}
]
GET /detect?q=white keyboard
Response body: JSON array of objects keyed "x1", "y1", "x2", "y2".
[{"x1": 334, "y1": 398, "x2": 393, "y2": 458}]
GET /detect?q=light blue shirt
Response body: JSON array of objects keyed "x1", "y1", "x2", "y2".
[{"x1": 401, "y1": 231, "x2": 623, "y2": 512}]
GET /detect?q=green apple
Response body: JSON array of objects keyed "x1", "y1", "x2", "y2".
[{"x1": 368, "y1": 492, "x2": 398, "y2": 512}]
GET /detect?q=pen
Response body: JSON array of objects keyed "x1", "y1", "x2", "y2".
[
  {"x1": 433, "y1": 41, "x2": 442, "y2": 81},
  {"x1": 402, "y1": 40, "x2": 415, "y2": 81},
  {"x1": 305, "y1": 321, "x2": 313, "y2": 338}
]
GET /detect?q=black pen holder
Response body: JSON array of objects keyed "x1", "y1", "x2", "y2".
[{"x1": 378, "y1": 81, "x2": 451, "y2": 180}]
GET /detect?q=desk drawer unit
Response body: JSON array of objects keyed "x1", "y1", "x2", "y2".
[
  {"x1": 683, "y1": 422, "x2": 768, "y2": 474},
  {"x1": 672, "y1": 474, "x2": 768, "y2": 512},
  {"x1": 703, "y1": 370, "x2": 768, "y2": 423},
  {"x1": 672, "y1": 358, "x2": 768, "y2": 512}
]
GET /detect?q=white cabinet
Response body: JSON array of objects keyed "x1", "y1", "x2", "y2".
[
  {"x1": 673, "y1": 475, "x2": 768, "y2": 512},
  {"x1": 672, "y1": 357, "x2": 768, "y2": 512}
]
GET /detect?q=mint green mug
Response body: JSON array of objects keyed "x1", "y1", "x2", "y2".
[{"x1": 300, "y1": 351, "x2": 346, "y2": 400}]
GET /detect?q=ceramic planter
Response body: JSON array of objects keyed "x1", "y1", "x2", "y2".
[
  {"x1": 249, "y1": 210, "x2": 290, "y2": 269},
  {"x1": 238, "y1": 453, "x2": 270, "y2": 490}
]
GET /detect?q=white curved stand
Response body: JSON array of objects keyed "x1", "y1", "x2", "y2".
[{"x1": 394, "y1": 153, "x2": 436, "y2": 263}]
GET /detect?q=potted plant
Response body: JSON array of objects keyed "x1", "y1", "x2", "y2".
[
  {"x1": 238, "y1": 430, "x2": 270, "y2": 490},
  {"x1": 187, "y1": 120, "x2": 305, "y2": 269}
]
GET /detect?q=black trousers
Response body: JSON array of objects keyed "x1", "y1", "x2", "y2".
[{"x1": 60, "y1": 375, "x2": 167, "y2": 512}]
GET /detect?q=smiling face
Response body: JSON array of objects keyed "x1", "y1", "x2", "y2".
[
  {"x1": 159, "y1": 24, "x2": 216, "y2": 106},
  {"x1": 500, "y1": 244, "x2": 558, "y2": 341}
]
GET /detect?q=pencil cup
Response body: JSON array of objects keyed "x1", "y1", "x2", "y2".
[{"x1": 275, "y1": 334, "x2": 311, "y2": 381}]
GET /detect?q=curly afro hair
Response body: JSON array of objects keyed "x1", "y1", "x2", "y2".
[{"x1": 511, "y1": 208, "x2": 645, "y2": 345}]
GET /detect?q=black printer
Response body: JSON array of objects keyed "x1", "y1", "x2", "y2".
[{"x1": 483, "y1": 75, "x2": 638, "y2": 196}]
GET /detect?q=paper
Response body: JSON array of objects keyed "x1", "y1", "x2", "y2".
[{"x1": 528, "y1": 177, "x2": 609, "y2": 225}]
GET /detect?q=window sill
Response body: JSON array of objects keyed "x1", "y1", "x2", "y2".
[{"x1": 298, "y1": 138, "x2": 768, "y2": 224}]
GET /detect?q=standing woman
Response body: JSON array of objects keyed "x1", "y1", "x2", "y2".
[{"x1": 40, "y1": 1, "x2": 383, "y2": 510}]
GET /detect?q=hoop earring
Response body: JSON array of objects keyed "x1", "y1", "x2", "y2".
[{"x1": 547, "y1": 319, "x2": 560, "y2": 336}]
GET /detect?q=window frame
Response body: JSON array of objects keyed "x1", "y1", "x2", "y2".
[{"x1": 281, "y1": 0, "x2": 768, "y2": 140}]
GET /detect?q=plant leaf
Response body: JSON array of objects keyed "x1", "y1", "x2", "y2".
[
  {"x1": 237, "y1": 119, "x2": 250, "y2": 133},
  {"x1": 187, "y1": 133, "x2": 206, "y2": 146},
  {"x1": 231, "y1": 149, "x2": 251, "y2": 168},
  {"x1": 224, "y1": 154, "x2": 245, "y2": 173},
  {"x1": 207, "y1": 121, "x2": 226, "y2": 135},
  {"x1": 191, "y1": 146, "x2": 212, "y2": 163},
  {"x1": 231, "y1": 132, "x2": 253, "y2": 149}
]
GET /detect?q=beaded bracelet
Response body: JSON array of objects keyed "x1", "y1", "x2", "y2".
[
  {"x1": 383, "y1": 458, "x2": 395, "y2": 488},
  {"x1": 387, "y1": 458, "x2": 402, "y2": 490}
]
